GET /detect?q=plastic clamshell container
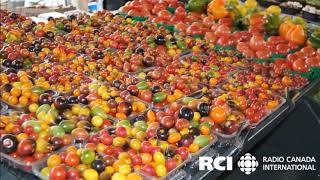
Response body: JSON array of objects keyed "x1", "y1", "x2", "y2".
[
  {"x1": 214, "y1": 120, "x2": 250, "y2": 139},
  {"x1": 32, "y1": 144, "x2": 87, "y2": 180},
  {"x1": 0, "y1": 99, "x2": 28, "y2": 112},
  {"x1": 190, "y1": 135, "x2": 218, "y2": 161},
  {"x1": 0, "y1": 152, "x2": 34, "y2": 173},
  {"x1": 1, "y1": 139, "x2": 82, "y2": 175},
  {"x1": 0, "y1": 101, "x2": 9, "y2": 114},
  {"x1": 1, "y1": 134, "x2": 81, "y2": 174},
  {"x1": 137, "y1": 154, "x2": 192, "y2": 180},
  {"x1": 150, "y1": 89, "x2": 207, "y2": 111},
  {"x1": 188, "y1": 88, "x2": 251, "y2": 139},
  {"x1": 249, "y1": 97, "x2": 287, "y2": 128},
  {"x1": 108, "y1": 97, "x2": 150, "y2": 120}
]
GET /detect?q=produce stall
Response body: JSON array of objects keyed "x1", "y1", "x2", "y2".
[{"x1": 0, "y1": 0, "x2": 319, "y2": 180}]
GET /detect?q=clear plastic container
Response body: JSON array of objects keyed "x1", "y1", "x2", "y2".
[
  {"x1": 107, "y1": 97, "x2": 150, "y2": 121},
  {"x1": 249, "y1": 97, "x2": 287, "y2": 128},
  {"x1": 214, "y1": 120, "x2": 250, "y2": 139},
  {"x1": 137, "y1": 154, "x2": 191, "y2": 180},
  {"x1": 0, "y1": 152, "x2": 34, "y2": 173},
  {"x1": 32, "y1": 145, "x2": 82, "y2": 180},
  {"x1": 0, "y1": 101, "x2": 8, "y2": 114},
  {"x1": 190, "y1": 135, "x2": 218, "y2": 161},
  {"x1": 0, "y1": 99, "x2": 27, "y2": 112}
]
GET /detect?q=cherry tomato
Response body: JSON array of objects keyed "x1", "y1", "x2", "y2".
[
  {"x1": 65, "y1": 153, "x2": 80, "y2": 167},
  {"x1": 50, "y1": 165, "x2": 67, "y2": 180},
  {"x1": 292, "y1": 59, "x2": 309, "y2": 73},
  {"x1": 209, "y1": 107, "x2": 227, "y2": 123},
  {"x1": 47, "y1": 154, "x2": 62, "y2": 167}
]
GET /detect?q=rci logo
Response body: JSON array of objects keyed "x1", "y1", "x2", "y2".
[
  {"x1": 237, "y1": 153, "x2": 259, "y2": 175},
  {"x1": 199, "y1": 156, "x2": 233, "y2": 171}
]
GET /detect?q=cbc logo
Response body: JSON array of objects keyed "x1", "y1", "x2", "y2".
[{"x1": 237, "y1": 153, "x2": 259, "y2": 175}]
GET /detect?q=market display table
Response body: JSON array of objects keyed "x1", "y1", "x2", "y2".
[{"x1": 1, "y1": 80, "x2": 319, "y2": 179}]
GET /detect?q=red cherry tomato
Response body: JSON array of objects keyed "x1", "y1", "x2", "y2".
[
  {"x1": 292, "y1": 59, "x2": 309, "y2": 73},
  {"x1": 204, "y1": 31, "x2": 218, "y2": 43},
  {"x1": 65, "y1": 153, "x2": 80, "y2": 167},
  {"x1": 215, "y1": 25, "x2": 231, "y2": 36},
  {"x1": 249, "y1": 35, "x2": 266, "y2": 51},
  {"x1": 175, "y1": 23, "x2": 187, "y2": 33},
  {"x1": 186, "y1": 22, "x2": 203, "y2": 35},
  {"x1": 50, "y1": 165, "x2": 67, "y2": 180},
  {"x1": 276, "y1": 44, "x2": 290, "y2": 54},
  {"x1": 158, "y1": 10, "x2": 171, "y2": 21},
  {"x1": 152, "y1": 3, "x2": 166, "y2": 15},
  {"x1": 300, "y1": 46, "x2": 315, "y2": 57},
  {"x1": 256, "y1": 50, "x2": 271, "y2": 59},
  {"x1": 203, "y1": 16, "x2": 215, "y2": 28},
  {"x1": 67, "y1": 168, "x2": 80, "y2": 180},
  {"x1": 219, "y1": 18, "x2": 233, "y2": 27},
  {"x1": 287, "y1": 53, "x2": 299, "y2": 63},
  {"x1": 306, "y1": 57, "x2": 320, "y2": 68},
  {"x1": 174, "y1": 6, "x2": 186, "y2": 18}
]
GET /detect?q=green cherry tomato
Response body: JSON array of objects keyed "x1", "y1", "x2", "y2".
[
  {"x1": 134, "y1": 121, "x2": 147, "y2": 132},
  {"x1": 152, "y1": 92, "x2": 167, "y2": 103},
  {"x1": 189, "y1": 120, "x2": 199, "y2": 128},
  {"x1": 165, "y1": 41, "x2": 173, "y2": 49},
  {"x1": 191, "y1": 56, "x2": 199, "y2": 61},
  {"x1": 32, "y1": 86, "x2": 45, "y2": 94},
  {"x1": 22, "y1": 120, "x2": 42, "y2": 133},
  {"x1": 116, "y1": 120, "x2": 131, "y2": 128},
  {"x1": 147, "y1": 36, "x2": 155, "y2": 44},
  {"x1": 181, "y1": 97, "x2": 195, "y2": 105},
  {"x1": 193, "y1": 135, "x2": 210, "y2": 148},
  {"x1": 48, "y1": 109, "x2": 59, "y2": 118},
  {"x1": 36, "y1": 104, "x2": 51, "y2": 115},
  {"x1": 59, "y1": 120, "x2": 75, "y2": 133},
  {"x1": 49, "y1": 126, "x2": 65, "y2": 137},
  {"x1": 23, "y1": 59, "x2": 32, "y2": 69},
  {"x1": 177, "y1": 41, "x2": 186, "y2": 49},
  {"x1": 91, "y1": 106, "x2": 108, "y2": 119},
  {"x1": 137, "y1": 81, "x2": 149, "y2": 90},
  {"x1": 80, "y1": 149, "x2": 96, "y2": 165}
]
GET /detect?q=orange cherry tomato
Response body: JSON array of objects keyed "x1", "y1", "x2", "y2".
[
  {"x1": 209, "y1": 107, "x2": 227, "y2": 123},
  {"x1": 168, "y1": 132, "x2": 181, "y2": 144}
]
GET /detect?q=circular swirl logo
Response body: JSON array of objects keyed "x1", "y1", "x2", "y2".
[{"x1": 237, "y1": 153, "x2": 259, "y2": 175}]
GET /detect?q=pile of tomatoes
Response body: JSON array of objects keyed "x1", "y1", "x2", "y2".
[{"x1": 0, "y1": 1, "x2": 319, "y2": 179}]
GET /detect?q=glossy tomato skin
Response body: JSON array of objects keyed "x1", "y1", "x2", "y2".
[
  {"x1": 65, "y1": 153, "x2": 80, "y2": 167},
  {"x1": 50, "y1": 165, "x2": 67, "y2": 180},
  {"x1": 131, "y1": 154, "x2": 142, "y2": 166},
  {"x1": 160, "y1": 116, "x2": 175, "y2": 128},
  {"x1": 306, "y1": 57, "x2": 320, "y2": 68},
  {"x1": 67, "y1": 168, "x2": 79, "y2": 180},
  {"x1": 292, "y1": 59, "x2": 309, "y2": 73},
  {"x1": 141, "y1": 164, "x2": 156, "y2": 176},
  {"x1": 165, "y1": 158, "x2": 177, "y2": 171},
  {"x1": 100, "y1": 133, "x2": 113, "y2": 145},
  {"x1": 176, "y1": 147, "x2": 189, "y2": 160},
  {"x1": 141, "y1": 141, "x2": 153, "y2": 153},
  {"x1": 17, "y1": 138, "x2": 36, "y2": 156}
]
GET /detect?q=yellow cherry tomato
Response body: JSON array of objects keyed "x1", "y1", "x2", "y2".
[
  {"x1": 156, "y1": 164, "x2": 167, "y2": 177},
  {"x1": 83, "y1": 169, "x2": 99, "y2": 180},
  {"x1": 153, "y1": 152, "x2": 165, "y2": 165},
  {"x1": 47, "y1": 154, "x2": 61, "y2": 167},
  {"x1": 111, "y1": 173, "x2": 126, "y2": 180}
]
